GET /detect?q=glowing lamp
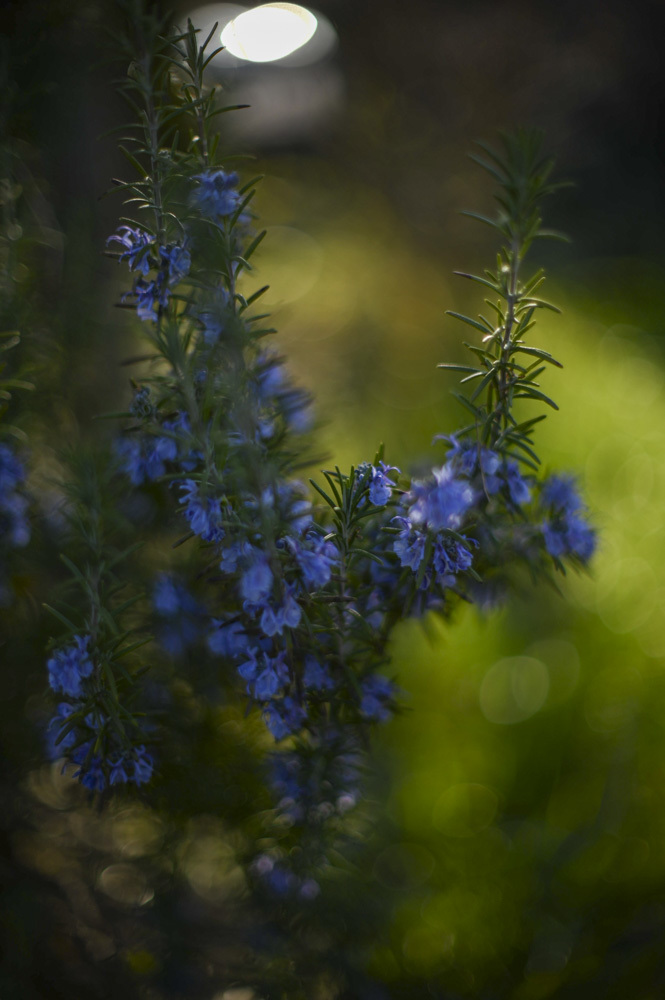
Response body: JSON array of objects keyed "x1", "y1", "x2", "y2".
[{"x1": 221, "y1": 3, "x2": 318, "y2": 63}]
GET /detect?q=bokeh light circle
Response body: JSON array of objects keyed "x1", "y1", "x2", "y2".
[
  {"x1": 221, "y1": 3, "x2": 317, "y2": 63},
  {"x1": 479, "y1": 656, "x2": 549, "y2": 725}
]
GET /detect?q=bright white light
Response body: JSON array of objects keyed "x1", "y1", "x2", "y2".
[{"x1": 221, "y1": 3, "x2": 318, "y2": 63}]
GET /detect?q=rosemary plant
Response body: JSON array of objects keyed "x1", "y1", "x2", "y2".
[{"x1": 41, "y1": 3, "x2": 595, "y2": 902}]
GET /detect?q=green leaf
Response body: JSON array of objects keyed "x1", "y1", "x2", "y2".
[
  {"x1": 470, "y1": 366, "x2": 499, "y2": 402},
  {"x1": 322, "y1": 471, "x2": 343, "y2": 506},
  {"x1": 59, "y1": 553, "x2": 87, "y2": 587},
  {"x1": 446, "y1": 311, "x2": 492, "y2": 335},
  {"x1": 172, "y1": 530, "x2": 195, "y2": 548},
  {"x1": 437, "y1": 363, "x2": 481, "y2": 374},
  {"x1": 0, "y1": 378, "x2": 33, "y2": 391},
  {"x1": 310, "y1": 479, "x2": 337, "y2": 509},
  {"x1": 118, "y1": 144, "x2": 147, "y2": 178},
  {"x1": 43, "y1": 604, "x2": 78, "y2": 632},
  {"x1": 458, "y1": 210, "x2": 502, "y2": 232},
  {"x1": 242, "y1": 229, "x2": 267, "y2": 262},
  {"x1": 463, "y1": 343, "x2": 494, "y2": 364},
  {"x1": 453, "y1": 270, "x2": 502, "y2": 294},
  {"x1": 522, "y1": 297, "x2": 561, "y2": 313},
  {"x1": 349, "y1": 547, "x2": 385, "y2": 566},
  {"x1": 113, "y1": 637, "x2": 152, "y2": 660},
  {"x1": 474, "y1": 139, "x2": 510, "y2": 174},
  {"x1": 243, "y1": 285, "x2": 270, "y2": 307},
  {"x1": 513, "y1": 387, "x2": 559, "y2": 410},
  {"x1": 535, "y1": 228, "x2": 570, "y2": 243},
  {"x1": 468, "y1": 153, "x2": 505, "y2": 184},
  {"x1": 452, "y1": 392, "x2": 483, "y2": 419},
  {"x1": 103, "y1": 659, "x2": 119, "y2": 701}
]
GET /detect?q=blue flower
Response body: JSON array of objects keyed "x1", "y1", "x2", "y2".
[
  {"x1": 360, "y1": 674, "x2": 395, "y2": 722},
  {"x1": 263, "y1": 696, "x2": 307, "y2": 741},
  {"x1": 283, "y1": 391, "x2": 313, "y2": 433},
  {"x1": 153, "y1": 574, "x2": 193, "y2": 616},
  {"x1": 303, "y1": 657, "x2": 335, "y2": 691},
  {"x1": 115, "y1": 435, "x2": 176, "y2": 485},
  {"x1": 219, "y1": 540, "x2": 244, "y2": 574},
  {"x1": 129, "y1": 386, "x2": 154, "y2": 418},
  {"x1": 504, "y1": 460, "x2": 531, "y2": 505},
  {"x1": 161, "y1": 412, "x2": 201, "y2": 473},
  {"x1": 79, "y1": 757, "x2": 106, "y2": 793},
  {"x1": 409, "y1": 465, "x2": 475, "y2": 532},
  {"x1": 191, "y1": 170, "x2": 241, "y2": 221},
  {"x1": 238, "y1": 648, "x2": 289, "y2": 700},
  {"x1": 260, "y1": 481, "x2": 312, "y2": 535},
  {"x1": 237, "y1": 646, "x2": 261, "y2": 691},
  {"x1": 159, "y1": 242, "x2": 190, "y2": 285},
  {"x1": 565, "y1": 516, "x2": 596, "y2": 560},
  {"x1": 109, "y1": 756, "x2": 130, "y2": 786},
  {"x1": 393, "y1": 518, "x2": 426, "y2": 572},
  {"x1": 432, "y1": 534, "x2": 475, "y2": 578},
  {"x1": 46, "y1": 702, "x2": 78, "y2": 759},
  {"x1": 179, "y1": 480, "x2": 225, "y2": 542},
  {"x1": 364, "y1": 461, "x2": 399, "y2": 506},
  {"x1": 541, "y1": 474, "x2": 595, "y2": 562},
  {"x1": 259, "y1": 585, "x2": 302, "y2": 637},
  {"x1": 257, "y1": 355, "x2": 286, "y2": 400},
  {"x1": 442, "y1": 434, "x2": 478, "y2": 476},
  {"x1": 107, "y1": 226, "x2": 154, "y2": 275},
  {"x1": 444, "y1": 435, "x2": 501, "y2": 492},
  {"x1": 542, "y1": 474, "x2": 584, "y2": 514},
  {"x1": 47, "y1": 635, "x2": 94, "y2": 698},
  {"x1": 295, "y1": 532, "x2": 338, "y2": 589},
  {"x1": 254, "y1": 653, "x2": 289, "y2": 701},
  {"x1": 133, "y1": 746, "x2": 154, "y2": 786},
  {"x1": 240, "y1": 550, "x2": 273, "y2": 603},
  {"x1": 207, "y1": 619, "x2": 249, "y2": 657},
  {"x1": 161, "y1": 410, "x2": 190, "y2": 438},
  {"x1": 543, "y1": 514, "x2": 596, "y2": 562}
]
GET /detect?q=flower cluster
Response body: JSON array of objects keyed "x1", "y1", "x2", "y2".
[
  {"x1": 46, "y1": 634, "x2": 93, "y2": 697},
  {"x1": 187, "y1": 458, "x2": 405, "y2": 747},
  {"x1": 115, "y1": 407, "x2": 200, "y2": 485},
  {"x1": 540, "y1": 474, "x2": 596, "y2": 561},
  {"x1": 392, "y1": 463, "x2": 477, "y2": 598},
  {"x1": 108, "y1": 226, "x2": 191, "y2": 322},
  {"x1": 45, "y1": 634, "x2": 154, "y2": 792},
  {"x1": 78, "y1": 21, "x2": 599, "y2": 914},
  {"x1": 440, "y1": 436, "x2": 597, "y2": 570},
  {"x1": 190, "y1": 169, "x2": 242, "y2": 222},
  {"x1": 253, "y1": 352, "x2": 313, "y2": 437},
  {"x1": 445, "y1": 434, "x2": 532, "y2": 506}
]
